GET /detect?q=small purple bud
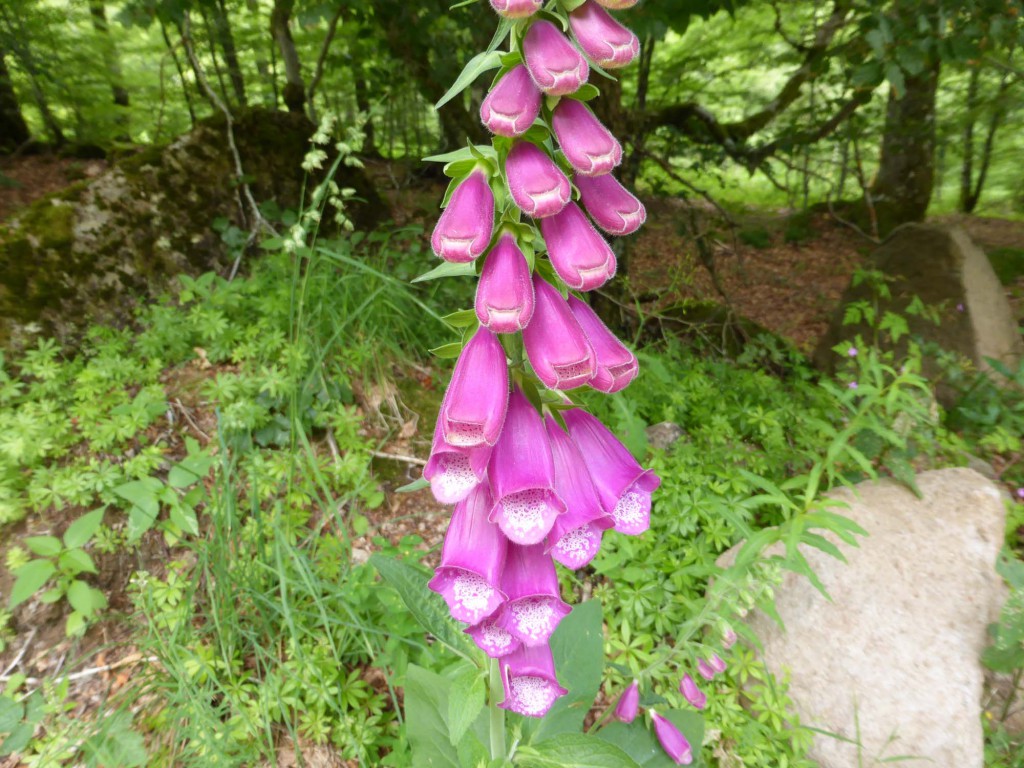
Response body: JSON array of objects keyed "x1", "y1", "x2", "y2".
[
  {"x1": 440, "y1": 328, "x2": 509, "y2": 448},
  {"x1": 849, "y1": 381, "x2": 858, "y2": 390},
  {"x1": 567, "y1": 295, "x2": 638, "y2": 393},
  {"x1": 708, "y1": 653, "x2": 727, "y2": 674},
  {"x1": 539, "y1": 202, "x2": 617, "y2": 291},
  {"x1": 957, "y1": 302, "x2": 965, "y2": 312},
  {"x1": 551, "y1": 99, "x2": 621, "y2": 176},
  {"x1": 722, "y1": 626, "x2": 738, "y2": 648},
  {"x1": 506, "y1": 141, "x2": 572, "y2": 218},
  {"x1": 497, "y1": 543, "x2": 572, "y2": 646},
  {"x1": 431, "y1": 170, "x2": 495, "y2": 263},
  {"x1": 428, "y1": 486, "x2": 508, "y2": 623},
  {"x1": 679, "y1": 674, "x2": 706, "y2": 710},
  {"x1": 569, "y1": 1, "x2": 639, "y2": 69},
  {"x1": 594, "y1": 0, "x2": 639, "y2": 8},
  {"x1": 651, "y1": 711, "x2": 694, "y2": 765},
  {"x1": 848, "y1": 346, "x2": 858, "y2": 357},
  {"x1": 489, "y1": 0, "x2": 542, "y2": 18},
  {"x1": 475, "y1": 234, "x2": 535, "y2": 333},
  {"x1": 523, "y1": 276, "x2": 597, "y2": 390},
  {"x1": 480, "y1": 65, "x2": 542, "y2": 137},
  {"x1": 613, "y1": 680, "x2": 640, "y2": 722},
  {"x1": 575, "y1": 173, "x2": 646, "y2": 236},
  {"x1": 696, "y1": 659, "x2": 716, "y2": 681},
  {"x1": 488, "y1": 387, "x2": 566, "y2": 544},
  {"x1": 424, "y1": 389, "x2": 492, "y2": 504},
  {"x1": 544, "y1": 415, "x2": 614, "y2": 569},
  {"x1": 466, "y1": 615, "x2": 521, "y2": 658},
  {"x1": 1017, "y1": 487, "x2": 1024, "y2": 501},
  {"x1": 498, "y1": 643, "x2": 568, "y2": 717},
  {"x1": 523, "y1": 20, "x2": 590, "y2": 96},
  {"x1": 564, "y1": 409, "x2": 660, "y2": 535}
]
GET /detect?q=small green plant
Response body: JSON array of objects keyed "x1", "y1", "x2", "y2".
[{"x1": 739, "y1": 225, "x2": 772, "y2": 249}]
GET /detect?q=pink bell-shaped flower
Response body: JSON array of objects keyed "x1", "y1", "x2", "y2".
[
  {"x1": 466, "y1": 615, "x2": 521, "y2": 658},
  {"x1": 523, "y1": 20, "x2": 590, "y2": 96},
  {"x1": 569, "y1": 1, "x2": 639, "y2": 69},
  {"x1": 567, "y1": 295, "x2": 638, "y2": 393},
  {"x1": 544, "y1": 415, "x2": 613, "y2": 569},
  {"x1": 564, "y1": 409, "x2": 660, "y2": 534},
  {"x1": 439, "y1": 327, "x2": 509, "y2": 448},
  {"x1": 539, "y1": 202, "x2": 616, "y2": 291},
  {"x1": 651, "y1": 711, "x2": 694, "y2": 765},
  {"x1": 523, "y1": 276, "x2": 597, "y2": 390},
  {"x1": 475, "y1": 233, "x2": 535, "y2": 333},
  {"x1": 679, "y1": 674, "x2": 706, "y2": 710},
  {"x1": 696, "y1": 658, "x2": 716, "y2": 681},
  {"x1": 488, "y1": 387, "x2": 566, "y2": 544},
  {"x1": 498, "y1": 643, "x2": 568, "y2": 717},
  {"x1": 496, "y1": 543, "x2": 572, "y2": 646},
  {"x1": 424, "y1": 389, "x2": 492, "y2": 504},
  {"x1": 551, "y1": 99, "x2": 621, "y2": 176},
  {"x1": 490, "y1": 0, "x2": 542, "y2": 18},
  {"x1": 575, "y1": 173, "x2": 646, "y2": 236},
  {"x1": 480, "y1": 64, "x2": 542, "y2": 137},
  {"x1": 428, "y1": 486, "x2": 508, "y2": 624},
  {"x1": 431, "y1": 169, "x2": 495, "y2": 263},
  {"x1": 614, "y1": 680, "x2": 640, "y2": 722},
  {"x1": 506, "y1": 141, "x2": 571, "y2": 219}
]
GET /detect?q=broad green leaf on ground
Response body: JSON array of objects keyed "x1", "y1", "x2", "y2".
[
  {"x1": 598, "y1": 711, "x2": 705, "y2": 767},
  {"x1": 517, "y1": 734, "x2": 642, "y2": 767}
]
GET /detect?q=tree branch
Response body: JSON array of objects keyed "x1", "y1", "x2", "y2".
[{"x1": 306, "y1": 5, "x2": 344, "y2": 123}]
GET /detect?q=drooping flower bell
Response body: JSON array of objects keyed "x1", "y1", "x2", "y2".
[
  {"x1": 679, "y1": 674, "x2": 706, "y2": 710},
  {"x1": 487, "y1": 387, "x2": 566, "y2": 544},
  {"x1": 466, "y1": 614, "x2": 521, "y2": 658},
  {"x1": 440, "y1": 327, "x2": 509, "y2": 448},
  {"x1": 475, "y1": 233, "x2": 535, "y2": 333},
  {"x1": 506, "y1": 141, "x2": 571, "y2": 219},
  {"x1": 523, "y1": 276, "x2": 596, "y2": 390},
  {"x1": 480, "y1": 64, "x2": 542, "y2": 137},
  {"x1": 650, "y1": 711, "x2": 694, "y2": 765},
  {"x1": 696, "y1": 658, "x2": 716, "y2": 681},
  {"x1": 574, "y1": 173, "x2": 646, "y2": 236},
  {"x1": 498, "y1": 643, "x2": 568, "y2": 717},
  {"x1": 569, "y1": 1, "x2": 639, "y2": 69},
  {"x1": 567, "y1": 295, "x2": 638, "y2": 393},
  {"x1": 523, "y1": 20, "x2": 590, "y2": 96},
  {"x1": 563, "y1": 409, "x2": 660, "y2": 535},
  {"x1": 428, "y1": 485, "x2": 508, "y2": 624},
  {"x1": 489, "y1": 0, "x2": 542, "y2": 18},
  {"x1": 539, "y1": 202, "x2": 616, "y2": 292},
  {"x1": 708, "y1": 653, "x2": 727, "y2": 674},
  {"x1": 551, "y1": 99, "x2": 621, "y2": 176},
  {"x1": 424, "y1": 392, "x2": 492, "y2": 504},
  {"x1": 497, "y1": 543, "x2": 572, "y2": 646},
  {"x1": 431, "y1": 169, "x2": 495, "y2": 263},
  {"x1": 613, "y1": 680, "x2": 640, "y2": 723},
  {"x1": 545, "y1": 415, "x2": 613, "y2": 569}
]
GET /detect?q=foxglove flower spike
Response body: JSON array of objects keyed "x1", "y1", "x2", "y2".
[
  {"x1": 480, "y1": 65, "x2": 542, "y2": 137},
  {"x1": 523, "y1": 277, "x2": 597, "y2": 390},
  {"x1": 431, "y1": 170, "x2": 495, "y2": 262},
  {"x1": 497, "y1": 543, "x2": 572, "y2": 646},
  {"x1": 551, "y1": 99, "x2": 621, "y2": 176},
  {"x1": 475, "y1": 233, "x2": 535, "y2": 333},
  {"x1": 440, "y1": 327, "x2": 509, "y2": 448},
  {"x1": 540, "y1": 202, "x2": 616, "y2": 291},
  {"x1": 506, "y1": 141, "x2": 572, "y2": 218}
]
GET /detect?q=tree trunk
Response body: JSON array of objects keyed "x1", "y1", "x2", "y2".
[
  {"x1": 958, "y1": 66, "x2": 980, "y2": 213},
  {"x1": 88, "y1": 0, "x2": 130, "y2": 138},
  {"x1": 212, "y1": 0, "x2": 246, "y2": 105},
  {"x1": 0, "y1": 50, "x2": 30, "y2": 151},
  {"x1": 159, "y1": 20, "x2": 196, "y2": 126},
  {"x1": 354, "y1": 68, "x2": 378, "y2": 157},
  {"x1": 270, "y1": 0, "x2": 305, "y2": 113}
]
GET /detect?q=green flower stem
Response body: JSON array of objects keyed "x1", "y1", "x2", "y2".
[{"x1": 489, "y1": 656, "x2": 506, "y2": 761}]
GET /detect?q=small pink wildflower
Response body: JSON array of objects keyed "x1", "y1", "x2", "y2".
[
  {"x1": 1016, "y1": 487, "x2": 1024, "y2": 501},
  {"x1": 848, "y1": 347, "x2": 858, "y2": 357},
  {"x1": 848, "y1": 381, "x2": 858, "y2": 390}
]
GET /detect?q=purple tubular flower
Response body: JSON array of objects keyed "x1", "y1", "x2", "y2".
[
  {"x1": 488, "y1": 387, "x2": 566, "y2": 544},
  {"x1": 651, "y1": 711, "x2": 694, "y2": 765},
  {"x1": 490, "y1": 0, "x2": 542, "y2": 18},
  {"x1": 475, "y1": 233, "x2": 535, "y2": 333},
  {"x1": 539, "y1": 202, "x2": 616, "y2": 291},
  {"x1": 551, "y1": 99, "x2": 621, "y2": 176},
  {"x1": 614, "y1": 680, "x2": 640, "y2": 723},
  {"x1": 544, "y1": 415, "x2": 613, "y2": 569},
  {"x1": 466, "y1": 615, "x2": 521, "y2": 658},
  {"x1": 680, "y1": 674, "x2": 706, "y2": 710},
  {"x1": 696, "y1": 659, "x2": 716, "y2": 681},
  {"x1": 567, "y1": 295, "x2": 638, "y2": 393},
  {"x1": 574, "y1": 173, "x2": 646, "y2": 236},
  {"x1": 564, "y1": 409, "x2": 660, "y2": 535},
  {"x1": 523, "y1": 277, "x2": 597, "y2": 390},
  {"x1": 480, "y1": 65, "x2": 542, "y2": 137},
  {"x1": 428, "y1": 486, "x2": 508, "y2": 624},
  {"x1": 708, "y1": 654, "x2": 727, "y2": 674},
  {"x1": 523, "y1": 20, "x2": 590, "y2": 96},
  {"x1": 499, "y1": 643, "x2": 568, "y2": 717},
  {"x1": 497, "y1": 543, "x2": 572, "y2": 646},
  {"x1": 722, "y1": 626, "x2": 738, "y2": 648},
  {"x1": 431, "y1": 170, "x2": 495, "y2": 263},
  {"x1": 424, "y1": 394, "x2": 492, "y2": 504},
  {"x1": 506, "y1": 142, "x2": 572, "y2": 218},
  {"x1": 569, "y1": 1, "x2": 639, "y2": 69},
  {"x1": 440, "y1": 327, "x2": 509, "y2": 448}
]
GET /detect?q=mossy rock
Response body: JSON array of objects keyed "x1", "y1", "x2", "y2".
[{"x1": 0, "y1": 109, "x2": 386, "y2": 347}]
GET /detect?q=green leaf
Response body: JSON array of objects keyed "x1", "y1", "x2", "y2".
[
  {"x1": 435, "y1": 51, "x2": 503, "y2": 110},
  {"x1": 430, "y1": 343, "x2": 465, "y2": 360},
  {"x1": 518, "y1": 735, "x2": 642, "y2": 767},
  {"x1": 447, "y1": 664, "x2": 485, "y2": 747},
  {"x1": 59, "y1": 548, "x2": 98, "y2": 575},
  {"x1": 65, "y1": 610, "x2": 87, "y2": 637},
  {"x1": 113, "y1": 479, "x2": 161, "y2": 519},
  {"x1": 568, "y1": 83, "x2": 600, "y2": 101},
  {"x1": 412, "y1": 261, "x2": 478, "y2": 284},
  {"x1": 63, "y1": 509, "x2": 105, "y2": 549},
  {"x1": 80, "y1": 710, "x2": 148, "y2": 767},
  {"x1": 168, "y1": 504, "x2": 200, "y2": 536},
  {"x1": 127, "y1": 504, "x2": 159, "y2": 543},
  {"x1": 404, "y1": 665, "x2": 461, "y2": 768},
  {"x1": 598, "y1": 711, "x2": 705, "y2": 767},
  {"x1": 0, "y1": 697, "x2": 23, "y2": 734},
  {"x1": 0, "y1": 722, "x2": 34, "y2": 756},
  {"x1": 396, "y1": 477, "x2": 430, "y2": 494},
  {"x1": 559, "y1": 0, "x2": 588, "y2": 11},
  {"x1": 24, "y1": 536, "x2": 61, "y2": 558},
  {"x1": 370, "y1": 554, "x2": 479, "y2": 661},
  {"x1": 67, "y1": 580, "x2": 106, "y2": 617},
  {"x1": 442, "y1": 309, "x2": 479, "y2": 329},
  {"x1": 9, "y1": 560, "x2": 56, "y2": 608}
]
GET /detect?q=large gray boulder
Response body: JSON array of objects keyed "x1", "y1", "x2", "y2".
[{"x1": 723, "y1": 468, "x2": 1006, "y2": 767}]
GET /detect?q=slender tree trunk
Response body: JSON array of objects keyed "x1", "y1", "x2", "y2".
[
  {"x1": 0, "y1": 50, "x2": 30, "y2": 151},
  {"x1": 88, "y1": 0, "x2": 130, "y2": 139},
  {"x1": 212, "y1": 0, "x2": 246, "y2": 105},
  {"x1": 243, "y1": 0, "x2": 272, "y2": 106},
  {"x1": 354, "y1": 67, "x2": 378, "y2": 157},
  {"x1": 199, "y1": 8, "x2": 232, "y2": 106},
  {"x1": 958, "y1": 66, "x2": 980, "y2": 213},
  {"x1": 176, "y1": 20, "x2": 218, "y2": 111},
  {"x1": 270, "y1": 0, "x2": 305, "y2": 113},
  {"x1": 159, "y1": 20, "x2": 196, "y2": 126}
]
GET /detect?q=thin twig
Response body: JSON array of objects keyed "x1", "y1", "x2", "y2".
[
  {"x1": 172, "y1": 398, "x2": 211, "y2": 441},
  {"x1": 371, "y1": 450, "x2": 427, "y2": 467},
  {"x1": 1, "y1": 653, "x2": 158, "y2": 685},
  {"x1": 306, "y1": 6, "x2": 344, "y2": 122},
  {"x1": 0, "y1": 629, "x2": 36, "y2": 678}
]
